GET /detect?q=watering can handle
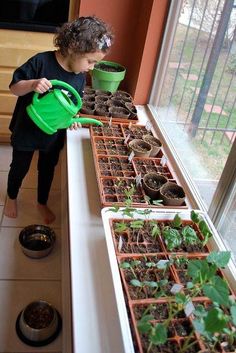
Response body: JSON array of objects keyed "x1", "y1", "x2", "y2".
[{"x1": 33, "y1": 79, "x2": 82, "y2": 111}]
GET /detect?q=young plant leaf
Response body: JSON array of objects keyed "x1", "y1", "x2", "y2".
[
  {"x1": 130, "y1": 279, "x2": 142, "y2": 287},
  {"x1": 162, "y1": 227, "x2": 182, "y2": 251},
  {"x1": 191, "y1": 210, "x2": 200, "y2": 223},
  {"x1": 115, "y1": 222, "x2": 127, "y2": 233},
  {"x1": 172, "y1": 213, "x2": 182, "y2": 228},
  {"x1": 151, "y1": 323, "x2": 167, "y2": 345},
  {"x1": 181, "y1": 225, "x2": 199, "y2": 245},
  {"x1": 203, "y1": 276, "x2": 230, "y2": 306},
  {"x1": 207, "y1": 251, "x2": 231, "y2": 268},
  {"x1": 204, "y1": 308, "x2": 228, "y2": 333},
  {"x1": 130, "y1": 220, "x2": 144, "y2": 229},
  {"x1": 137, "y1": 314, "x2": 154, "y2": 334}
]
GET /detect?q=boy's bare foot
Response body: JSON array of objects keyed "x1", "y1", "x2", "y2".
[
  {"x1": 37, "y1": 204, "x2": 56, "y2": 224},
  {"x1": 4, "y1": 197, "x2": 17, "y2": 218}
]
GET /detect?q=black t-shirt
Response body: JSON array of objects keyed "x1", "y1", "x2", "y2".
[{"x1": 9, "y1": 51, "x2": 86, "y2": 151}]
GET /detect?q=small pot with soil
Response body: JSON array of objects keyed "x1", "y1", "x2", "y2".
[
  {"x1": 112, "y1": 90, "x2": 133, "y2": 102},
  {"x1": 143, "y1": 172, "x2": 168, "y2": 200},
  {"x1": 95, "y1": 89, "x2": 112, "y2": 96},
  {"x1": 160, "y1": 181, "x2": 186, "y2": 206},
  {"x1": 129, "y1": 139, "x2": 152, "y2": 157},
  {"x1": 95, "y1": 95, "x2": 109, "y2": 104},
  {"x1": 109, "y1": 106, "x2": 130, "y2": 118},
  {"x1": 125, "y1": 102, "x2": 137, "y2": 119},
  {"x1": 95, "y1": 103, "x2": 110, "y2": 117},
  {"x1": 84, "y1": 87, "x2": 95, "y2": 95},
  {"x1": 80, "y1": 103, "x2": 95, "y2": 115},
  {"x1": 142, "y1": 134, "x2": 162, "y2": 157},
  {"x1": 107, "y1": 98, "x2": 126, "y2": 109}
]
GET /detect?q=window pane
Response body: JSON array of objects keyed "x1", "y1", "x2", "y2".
[
  {"x1": 217, "y1": 182, "x2": 236, "y2": 261},
  {"x1": 151, "y1": 0, "x2": 236, "y2": 210}
]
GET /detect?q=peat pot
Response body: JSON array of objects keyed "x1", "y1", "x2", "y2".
[
  {"x1": 143, "y1": 173, "x2": 168, "y2": 200},
  {"x1": 160, "y1": 182, "x2": 186, "y2": 206},
  {"x1": 142, "y1": 134, "x2": 162, "y2": 157},
  {"x1": 129, "y1": 139, "x2": 152, "y2": 158}
]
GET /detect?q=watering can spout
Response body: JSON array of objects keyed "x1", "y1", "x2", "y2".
[
  {"x1": 26, "y1": 79, "x2": 103, "y2": 134},
  {"x1": 72, "y1": 117, "x2": 103, "y2": 127}
]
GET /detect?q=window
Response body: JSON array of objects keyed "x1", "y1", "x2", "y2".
[
  {"x1": 0, "y1": 0, "x2": 70, "y2": 32},
  {"x1": 149, "y1": 0, "x2": 236, "y2": 261}
]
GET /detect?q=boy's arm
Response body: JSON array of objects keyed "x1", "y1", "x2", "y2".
[{"x1": 10, "y1": 78, "x2": 52, "y2": 96}]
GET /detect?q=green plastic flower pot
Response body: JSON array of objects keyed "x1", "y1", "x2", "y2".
[{"x1": 91, "y1": 60, "x2": 126, "y2": 93}]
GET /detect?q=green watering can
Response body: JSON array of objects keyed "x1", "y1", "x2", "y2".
[{"x1": 26, "y1": 79, "x2": 103, "y2": 135}]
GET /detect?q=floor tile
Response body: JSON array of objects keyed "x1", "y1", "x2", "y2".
[
  {"x1": 0, "y1": 227, "x2": 61, "y2": 280},
  {"x1": 0, "y1": 280, "x2": 62, "y2": 352},
  {"x1": 0, "y1": 144, "x2": 12, "y2": 171},
  {"x1": 1, "y1": 189, "x2": 61, "y2": 228}
]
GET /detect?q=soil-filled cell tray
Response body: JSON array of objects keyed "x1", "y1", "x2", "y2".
[
  {"x1": 108, "y1": 217, "x2": 210, "y2": 256},
  {"x1": 100, "y1": 177, "x2": 147, "y2": 206},
  {"x1": 90, "y1": 123, "x2": 189, "y2": 209},
  {"x1": 92, "y1": 137, "x2": 129, "y2": 156},
  {"x1": 98, "y1": 177, "x2": 188, "y2": 208},
  {"x1": 90, "y1": 123, "x2": 124, "y2": 137},
  {"x1": 97, "y1": 155, "x2": 136, "y2": 177},
  {"x1": 122, "y1": 125, "x2": 154, "y2": 141},
  {"x1": 170, "y1": 254, "x2": 236, "y2": 298},
  {"x1": 118, "y1": 254, "x2": 180, "y2": 301},
  {"x1": 129, "y1": 301, "x2": 204, "y2": 353},
  {"x1": 90, "y1": 122, "x2": 154, "y2": 141},
  {"x1": 132, "y1": 157, "x2": 174, "y2": 179}
]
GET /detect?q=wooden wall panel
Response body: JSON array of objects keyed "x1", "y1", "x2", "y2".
[{"x1": 0, "y1": 29, "x2": 54, "y2": 142}]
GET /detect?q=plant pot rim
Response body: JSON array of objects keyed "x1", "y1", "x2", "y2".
[{"x1": 94, "y1": 60, "x2": 126, "y2": 72}]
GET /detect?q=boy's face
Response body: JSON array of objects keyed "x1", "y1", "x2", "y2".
[{"x1": 67, "y1": 51, "x2": 106, "y2": 74}]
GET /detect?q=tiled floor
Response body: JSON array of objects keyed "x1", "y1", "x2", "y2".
[{"x1": 0, "y1": 143, "x2": 62, "y2": 352}]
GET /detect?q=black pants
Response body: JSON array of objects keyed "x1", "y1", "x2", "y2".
[{"x1": 7, "y1": 144, "x2": 62, "y2": 205}]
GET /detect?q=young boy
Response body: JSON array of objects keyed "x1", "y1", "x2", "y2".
[{"x1": 4, "y1": 16, "x2": 113, "y2": 224}]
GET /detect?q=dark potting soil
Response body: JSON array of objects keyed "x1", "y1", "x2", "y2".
[
  {"x1": 145, "y1": 177, "x2": 166, "y2": 190},
  {"x1": 95, "y1": 63, "x2": 124, "y2": 72},
  {"x1": 143, "y1": 135, "x2": 161, "y2": 147},
  {"x1": 131, "y1": 141, "x2": 151, "y2": 153},
  {"x1": 162, "y1": 190, "x2": 184, "y2": 199}
]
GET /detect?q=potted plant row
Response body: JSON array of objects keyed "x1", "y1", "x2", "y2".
[{"x1": 101, "y1": 204, "x2": 236, "y2": 353}]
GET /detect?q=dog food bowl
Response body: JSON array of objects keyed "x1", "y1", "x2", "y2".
[
  {"x1": 19, "y1": 224, "x2": 56, "y2": 259},
  {"x1": 16, "y1": 300, "x2": 62, "y2": 346}
]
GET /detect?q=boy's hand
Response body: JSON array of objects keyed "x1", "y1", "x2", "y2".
[{"x1": 32, "y1": 78, "x2": 52, "y2": 94}]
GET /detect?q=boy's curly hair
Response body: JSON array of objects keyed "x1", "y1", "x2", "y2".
[{"x1": 54, "y1": 16, "x2": 114, "y2": 56}]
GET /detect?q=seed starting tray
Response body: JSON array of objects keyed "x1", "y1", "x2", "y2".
[{"x1": 90, "y1": 122, "x2": 189, "y2": 208}]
